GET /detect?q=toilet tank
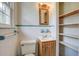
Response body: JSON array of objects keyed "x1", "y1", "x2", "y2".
[{"x1": 21, "y1": 40, "x2": 36, "y2": 55}]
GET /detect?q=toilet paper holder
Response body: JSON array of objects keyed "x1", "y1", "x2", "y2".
[{"x1": 0, "y1": 36, "x2": 5, "y2": 40}]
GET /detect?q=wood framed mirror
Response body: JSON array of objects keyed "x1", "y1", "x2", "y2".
[{"x1": 39, "y1": 3, "x2": 49, "y2": 25}]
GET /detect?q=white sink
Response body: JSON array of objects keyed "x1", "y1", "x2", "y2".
[{"x1": 38, "y1": 37, "x2": 56, "y2": 42}]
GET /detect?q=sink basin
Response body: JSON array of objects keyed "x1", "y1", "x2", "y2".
[{"x1": 38, "y1": 37, "x2": 56, "y2": 42}]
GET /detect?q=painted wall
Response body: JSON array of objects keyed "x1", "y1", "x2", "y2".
[
  {"x1": 0, "y1": 3, "x2": 18, "y2": 56},
  {"x1": 17, "y1": 2, "x2": 57, "y2": 55},
  {"x1": 18, "y1": 2, "x2": 57, "y2": 41}
]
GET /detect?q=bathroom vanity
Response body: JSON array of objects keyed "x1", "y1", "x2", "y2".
[{"x1": 38, "y1": 39, "x2": 56, "y2": 56}]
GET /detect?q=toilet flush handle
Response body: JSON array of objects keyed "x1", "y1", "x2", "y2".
[{"x1": 21, "y1": 44, "x2": 24, "y2": 46}]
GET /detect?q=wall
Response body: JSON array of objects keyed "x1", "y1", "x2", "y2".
[
  {"x1": 17, "y1": 2, "x2": 57, "y2": 55},
  {"x1": 0, "y1": 3, "x2": 18, "y2": 56},
  {"x1": 56, "y1": 2, "x2": 59, "y2": 56},
  {"x1": 18, "y1": 2, "x2": 57, "y2": 41}
]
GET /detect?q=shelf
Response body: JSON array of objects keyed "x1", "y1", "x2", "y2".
[
  {"x1": 59, "y1": 33, "x2": 79, "y2": 39},
  {"x1": 16, "y1": 25, "x2": 54, "y2": 27},
  {"x1": 59, "y1": 3, "x2": 79, "y2": 55},
  {"x1": 59, "y1": 41, "x2": 79, "y2": 52},
  {"x1": 59, "y1": 23, "x2": 79, "y2": 26},
  {"x1": 59, "y1": 8, "x2": 79, "y2": 18}
]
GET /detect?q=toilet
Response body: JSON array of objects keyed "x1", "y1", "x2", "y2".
[{"x1": 20, "y1": 40, "x2": 36, "y2": 56}]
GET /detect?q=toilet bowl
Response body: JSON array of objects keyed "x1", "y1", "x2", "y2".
[{"x1": 20, "y1": 40, "x2": 36, "y2": 56}]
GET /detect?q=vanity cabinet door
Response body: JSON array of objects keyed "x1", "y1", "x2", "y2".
[
  {"x1": 50, "y1": 41, "x2": 56, "y2": 56},
  {"x1": 42, "y1": 42, "x2": 47, "y2": 56},
  {"x1": 38, "y1": 40, "x2": 56, "y2": 56}
]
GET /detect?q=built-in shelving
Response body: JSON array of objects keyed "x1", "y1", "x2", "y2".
[
  {"x1": 59, "y1": 8, "x2": 79, "y2": 18},
  {"x1": 59, "y1": 3, "x2": 79, "y2": 56},
  {"x1": 59, "y1": 33, "x2": 79, "y2": 39},
  {"x1": 59, "y1": 41, "x2": 79, "y2": 52}
]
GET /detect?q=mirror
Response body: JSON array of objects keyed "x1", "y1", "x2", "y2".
[{"x1": 39, "y1": 3, "x2": 49, "y2": 25}]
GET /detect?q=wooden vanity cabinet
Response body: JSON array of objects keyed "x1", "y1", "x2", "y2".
[{"x1": 38, "y1": 40, "x2": 56, "y2": 56}]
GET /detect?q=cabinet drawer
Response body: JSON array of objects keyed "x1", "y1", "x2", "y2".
[{"x1": 42, "y1": 42, "x2": 49, "y2": 47}]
